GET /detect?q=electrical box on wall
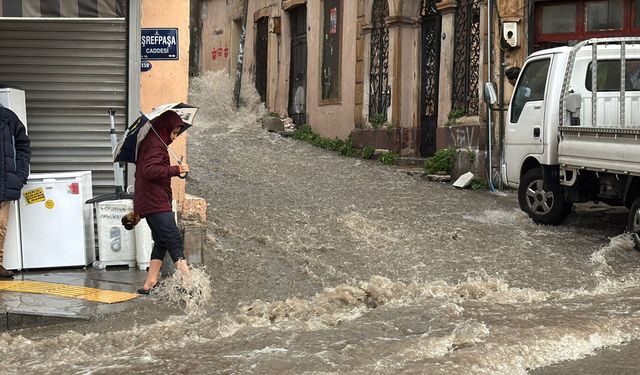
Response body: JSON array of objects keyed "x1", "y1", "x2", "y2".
[
  {"x1": 269, "y1": 17, "x2": 281, "y2": 34},
  {"x1": 502, "y1": 21, "x2": 519, "y2": 48}
]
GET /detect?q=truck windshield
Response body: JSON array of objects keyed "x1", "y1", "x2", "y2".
[
  {"x1": 511, "y1": 58, "x2": 550, "y2": 123},
  {"x1": 585, "y1": 60, "x2": 640, "y2": 91}
]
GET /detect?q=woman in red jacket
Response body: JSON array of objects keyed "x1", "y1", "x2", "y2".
[{"x1": 135, "y1": 110, "x2": 190, "y2": 294}]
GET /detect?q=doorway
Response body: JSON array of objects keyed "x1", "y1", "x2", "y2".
[
  {"x1": 420, "y1": 0, "x2": 441, "y2": 156},
  {"x1": 288, "y1": 5, "x2": 307, "y2": 125},
  {"x1": 255, "y1": 17, "x2": 269, "y2": 103}
]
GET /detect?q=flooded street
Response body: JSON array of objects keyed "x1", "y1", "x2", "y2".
[{"x1": 3, "y1": 72, "x2": 640, "y2": 374}]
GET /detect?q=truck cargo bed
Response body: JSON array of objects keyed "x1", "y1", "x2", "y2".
[{"x1": 558, "y1": 126, "x2": 640, "y2": 176}]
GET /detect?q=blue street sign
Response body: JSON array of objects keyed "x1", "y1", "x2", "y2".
[
  {"x1": 141, "y1": 28, "x2": 179, "y2": 60},
  {"x1": 141, "y1": 60, "x2": 152, "y2": 72}
]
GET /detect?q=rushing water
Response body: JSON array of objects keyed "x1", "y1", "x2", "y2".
[{"x1": 2, "y1": 71, "x2": 640, "y2": 374}]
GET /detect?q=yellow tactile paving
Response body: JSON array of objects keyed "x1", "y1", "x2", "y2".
[{"x1": 0, "y1": 280, "x2": 138, "y2": 304}]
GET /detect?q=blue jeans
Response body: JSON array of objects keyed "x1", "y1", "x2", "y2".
[{"x1": 145, "y1": 211, "x2": 184, "y2": 263}]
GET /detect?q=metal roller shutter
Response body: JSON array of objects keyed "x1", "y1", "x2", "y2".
[{"x1": 0, "y1": 18, "x2": 127, "y2": 197}]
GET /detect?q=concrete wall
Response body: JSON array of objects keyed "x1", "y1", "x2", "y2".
[
  {"x1": 495, "y1": 0, "x2": 528, "y2": 104},
  {"x1": 140, "y1": 0, "x2": 190, "y2": 207},
  {"x1": 485, "y1": 0, "x2": 528, "y2": 154},
  {"x1": 197, "y1": 0, "x2": 244, "y2": 75},
  {"x1": 199, "y1": 0, "x2": 232, "y2": 73},
  {"x1": 243, "y1": 0, "x2": 278, "y2": 110}
]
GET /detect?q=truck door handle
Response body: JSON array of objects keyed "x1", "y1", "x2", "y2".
[{"x1": 533, "y1": 127, "x2": 540, "y2": 137}]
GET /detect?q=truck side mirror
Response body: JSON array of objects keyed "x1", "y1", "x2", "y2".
[
  {"x1": 566, "y1": 92, "x2": 581, "y2": 113},
  {"x1": 484, "y1": 82, "x2": 497, "y2": 105},
  {"x1": 566, "y1": 92, "x2": 581, "y2": 125}
]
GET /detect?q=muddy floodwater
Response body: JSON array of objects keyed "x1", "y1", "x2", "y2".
[{"x1": 3, "y1": 72, "x2": 640, "y2": 374}]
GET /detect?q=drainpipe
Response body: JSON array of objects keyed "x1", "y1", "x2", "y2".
[
  {"x1": 486, "y1": 0, "x2": 494, "y2": 191},
  {"x1": 493, "y1": 2, "x2": 505, "y2": 191},
  {"x1": 498, "y1": 42, "x2": 505, "y2": 190}
]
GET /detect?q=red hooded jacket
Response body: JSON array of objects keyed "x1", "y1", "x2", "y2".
[{"x1": 134, "y1": 111, "x2": 183, "y2": 217}]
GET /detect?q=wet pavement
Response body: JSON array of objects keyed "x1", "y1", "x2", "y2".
[{"x1": 0, "y1": 268, "x2": 146, "y2": 331}]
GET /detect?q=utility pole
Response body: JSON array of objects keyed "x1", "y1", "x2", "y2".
[{"x1": 233, "y1": 0, "x2": 249, "y2": 109}]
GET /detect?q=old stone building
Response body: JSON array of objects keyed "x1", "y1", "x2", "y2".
[{"x1": 191, "y1": 0, "x2": 635, "y2": 160}]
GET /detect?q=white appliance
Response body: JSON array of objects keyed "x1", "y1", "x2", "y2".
[
  {"x1": 0, "y1": 87, "x2": 27, "y2": 126},
  {"x1": 2, "y1": 202, "x2": 22, "y2": 270},
  {"x1": 0, "y1": 87, "x2": 27, "y2": 270},
  {"x1": 19, "y1": 171, "x2": 95, "y2": 269},
  {"x1": 95, "y1": 199, "x2": 136, "y2": 269}
]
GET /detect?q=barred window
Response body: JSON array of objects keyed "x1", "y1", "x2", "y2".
[{"x1": 451, "y1": 0, "x2": 480, "y2": 116}]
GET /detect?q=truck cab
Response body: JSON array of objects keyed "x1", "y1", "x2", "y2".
[{"x1": 502, "y1": 37, "x2": 640, "y2": 245}]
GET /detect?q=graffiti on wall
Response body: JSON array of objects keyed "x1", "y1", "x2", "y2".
[
  {"x1": 211, "y1": 28, "x2": 228, "y2": 61},
  {"x1": 447, "y1": 125, "x2": 480, "y2": 151},
  {"x1": 212, "y1": 45, "x2": 229, "y2": 61}
]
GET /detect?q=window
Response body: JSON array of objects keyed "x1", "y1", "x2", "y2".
[
  {"x1": 585, "y1": 60, "x2": 640, "y2": 91},
  {"x1": 320, "y1": 0, "x2": 342, "y2": 102},
  {"x1": 535, "y1": 0, "x2": 639, "y2": 49},
  {"x1": 511, "y1": 59, "x2": 550, "y2": 123},
  {"x1": 585, "y1": 0, "x2": 623, "y2": 31},
  {"x1": 542, "y1": 4, "x2": 577, "y2": 34}
]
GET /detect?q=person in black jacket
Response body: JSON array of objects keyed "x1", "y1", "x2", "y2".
[
  {"x1": 506, "y1": 66, "x2": 521, "y2": 86},
  {"x1": 0, "y1": 104, "x2": 30, "y2": 278}
]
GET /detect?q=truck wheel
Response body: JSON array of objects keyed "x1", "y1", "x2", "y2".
[
  {"x1": 518, "y1": 168, "x2": 571, "y2": 225},
  {"x1": 627, "y1": 197, "x2": 640, "y2": 250}
]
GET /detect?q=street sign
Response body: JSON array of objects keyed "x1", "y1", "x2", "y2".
[
  {"x1": 141, "y1": 60, "x2": 152, "y2": 72},
  {"x1": 141, "y1": 28, "x2": 179, "y2": 60}
]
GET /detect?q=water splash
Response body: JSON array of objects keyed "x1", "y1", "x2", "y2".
[
  {"x1": 337, "y1": 211, "x2": 399, "y2": 247},
  {"x1": 373, "y1": 320, "x2": 491, "y2": 370},
  {"x1": 151, "y1": 267, "x2": 213, "y2": 315},
  {"x1": 188, "y1": 70, "x2": 265, "y2": 134},
  {"x1": 213, "y1": 274, "x2": 556, "y2": 339},
  {"x1": 590, "y1": 233, "x2": 635, "y2": 273}
]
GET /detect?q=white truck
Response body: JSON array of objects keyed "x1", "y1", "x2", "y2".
[{"x1": 502, "y1": 37, "x2": 640, "y2": 244}]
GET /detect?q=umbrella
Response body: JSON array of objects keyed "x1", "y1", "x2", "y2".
[{"x1": 113, "y1": 102, "x2": 198, "y2": 165}]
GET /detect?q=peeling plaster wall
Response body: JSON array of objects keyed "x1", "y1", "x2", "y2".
[{"x1": 201, "y1": 0, "x2": 231, "y2": 73}]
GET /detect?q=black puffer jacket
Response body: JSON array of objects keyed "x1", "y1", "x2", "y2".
[{"x1": 0, "y1": 105, "x2": 30, "y2": 201}]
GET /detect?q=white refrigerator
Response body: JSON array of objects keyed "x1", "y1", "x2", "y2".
[
  {"x1": 0, "y1": 87, "x2": 27, "y2": 270},
  {"x1": 19, "y1": 171, "x2": 95, "y2": 269}
]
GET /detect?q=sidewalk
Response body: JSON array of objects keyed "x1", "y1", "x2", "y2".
[{"x1": 0, "y1": 267, "x2": 147, "y2": 331}]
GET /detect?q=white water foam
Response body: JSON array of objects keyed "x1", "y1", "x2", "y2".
[
  {"x1": 590, "y1": 233, "x2": 636, "y2": 272},
  {"x1": 188, "y1": 71, "x2": 265, "y2": 135},
  {"x1": 463, "y1": 209, "x2": 526, "y2": 226},
  {"x1": 150, "y1": 267, "x2": 213, "y2": 315}
]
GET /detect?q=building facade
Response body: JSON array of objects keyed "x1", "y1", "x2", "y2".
[{"x1": 192, "y1": 0, "x2": 635, "y2": 160}]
